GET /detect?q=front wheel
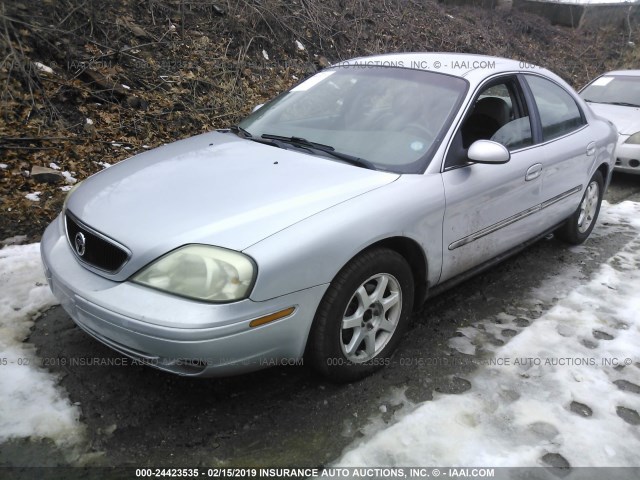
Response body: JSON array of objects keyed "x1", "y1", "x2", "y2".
[
  {"x1": 555, "y1": 171, "x2": 604, "y2": 245},
  {"x1": 306, "y1": 248, "x2": 414, "y2": 382}
]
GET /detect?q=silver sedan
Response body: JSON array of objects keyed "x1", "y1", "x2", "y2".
[
  {"x1": 41, "y1": 53, "x2": 617, "y2": 382},
  {"x1": 580, "y1": 70, "x2": 640, "y2": 175}
]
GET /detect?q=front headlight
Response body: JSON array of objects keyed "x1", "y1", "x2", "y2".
[
  {"x1": 625, "y1": 132, "x2": 640, "y2": 144},
  {"x1": 132, "y1": 245, "x2": 256, "y2": 302}
]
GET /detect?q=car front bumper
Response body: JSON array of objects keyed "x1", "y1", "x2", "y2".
[
  {"x1": 40, "y1": 216, "x2": 328, "y2": 377},
  {"x1": 614, "y1": 136, "x2": 640, "y2": 174}
]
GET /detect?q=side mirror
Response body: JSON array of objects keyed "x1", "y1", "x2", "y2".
[
  {"x1": 252, "y1": 104, "x2": 264, "y2": 113},
  {"x1": 467, "y1": 140, "x2": 510, "y2": 164}
]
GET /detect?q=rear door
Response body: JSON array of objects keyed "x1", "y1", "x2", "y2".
[{"x1": 521, "y1": 74, "x2": 592, "y2": 229}]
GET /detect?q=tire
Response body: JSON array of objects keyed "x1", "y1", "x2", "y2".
[
  {"x1": 306, "y1": 248, "x2": 414, "y2": 383},
  {"x1": 555, "y1": 171, "x2": 604, "y2": 245}
]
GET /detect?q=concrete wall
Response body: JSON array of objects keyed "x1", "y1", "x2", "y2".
[
  {"x1": 513, "y1": 0, "x2": 639, "y2": 28},
  {"x1": 581, "y1": 3, "x2": 640, "y2": 29},
  {"x1": 512, "y1": 0, "x2": 584, "y2": 27},
  {"x1": 441, "y1": 0, "x2": 638, "y2": 29}
]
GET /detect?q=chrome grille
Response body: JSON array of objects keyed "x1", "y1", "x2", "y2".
[{"x1": 65, "y1": 212, "x2": 129, "y2": 273}]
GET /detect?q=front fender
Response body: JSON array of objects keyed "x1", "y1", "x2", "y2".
[{"x1": 244, "y1": 173, "x2": 446, "y2": 302}]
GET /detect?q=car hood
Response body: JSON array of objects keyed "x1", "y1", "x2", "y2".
[
  {"x1": 587, "y1": 102, "x2": 640, "y2": 135},
  {"x1": 67, "y1": 131, "x2": 398, "y2": 279}
]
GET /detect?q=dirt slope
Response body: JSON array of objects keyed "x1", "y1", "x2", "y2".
[{"x1": 0, "y1": 0, "x2": 637, "y2": 240}]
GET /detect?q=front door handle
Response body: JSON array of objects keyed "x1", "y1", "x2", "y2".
[
  {"x1": 586, "y1": 141, "x2": 596, "y2": 156},
  {"x1": 525, "y1": 163, "x2": 542, "y2": 181}
]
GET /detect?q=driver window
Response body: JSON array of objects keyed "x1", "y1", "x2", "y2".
[
  {"x1": 446, "y1": 77, "x2": 533, "y2": 170},
  {"x1": 462, "y1": 81, "x2": 532, "y2": 150}
]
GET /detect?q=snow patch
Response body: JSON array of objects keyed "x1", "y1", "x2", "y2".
[
  {"x1": 33, "y1": 62, "x2": 53, "y2": 74},
  {"x1": 25, "y1": 192, "x2": 41, "y2": 202},
  {"x1": 61, "y1": 171, "x2": 77, "y2": 184},
  {"x1": 448, "y1": 331, "x2": 477, "y2": 356},
  {"x1": 334, "y1": 201, "x2": 640, "y2": 468},
  {"x1": 1, "y1": 235, "x2": 28, "y2": 246},
  {"x1": 0, "y1": 244, "x2": 84, "y2": 448}
]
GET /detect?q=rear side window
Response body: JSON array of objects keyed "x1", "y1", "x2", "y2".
[{"x1": 525, "y1": 75, "x2": 585, "y2": 141}]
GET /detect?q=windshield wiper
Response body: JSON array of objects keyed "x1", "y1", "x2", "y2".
[
  {"x1": 228, "y1": 127, "x2": 300, "y2": 152},
  {"x1": 230, "y1": 126, "x2": 297, "y2": 151},
  {"x1": 229, "y1": 125, "x2": 253, "y2": 138},
  {"x1": 586, "y1": 100, "x2": 640, "y2": 108},
  {"x1": 261, "y1": 134, "x2": 377, "y2": 170},
  {"x1": 606, "y1": 101, "x2": 640, "y2": 108}
]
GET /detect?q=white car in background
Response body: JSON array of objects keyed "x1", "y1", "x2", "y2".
[{"x1": 580, "y1": 70, "x2": 640, "y2": 174}]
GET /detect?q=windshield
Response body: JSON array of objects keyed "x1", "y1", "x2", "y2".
[
  {"x1": 238, "y1": 66, "x2": 468, "y2": 173},
  {"x1": 580, "y1": 75, "x2": 640, "y2": 107}
]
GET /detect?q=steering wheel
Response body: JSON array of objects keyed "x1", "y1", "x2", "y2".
[{"x1": 404, "y1": 122, "x2": 435, "y2": 141}]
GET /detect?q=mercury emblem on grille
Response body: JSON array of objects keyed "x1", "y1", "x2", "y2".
[{"x1": 74, "y1": 232, "x2": 86, "y2": 257}]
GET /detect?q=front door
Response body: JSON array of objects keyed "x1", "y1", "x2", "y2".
[{"x1": 440, "y1": 75, "x2": 544, "y2": 282}]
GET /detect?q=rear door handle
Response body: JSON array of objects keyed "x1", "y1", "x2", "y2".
[
  {"x1": 586, "y1": 141, "x2": 596, "y2": 156},
  {"x1": 525, "y1": 163, "x2": 542, "y2": 181}
]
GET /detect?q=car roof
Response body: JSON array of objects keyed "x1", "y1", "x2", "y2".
[
  {"x1": 335, "y1": 52, "x2": 550, "y2": 84},
  {"x1": 600, "y1": 70, "x2": 640, "y2": 77}
]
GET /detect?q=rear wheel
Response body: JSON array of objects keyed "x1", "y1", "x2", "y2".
[
  {"x1": 555, "y1": 171, "x2": 604, "y2": 245},
  {"x1": 306, "y1": 248, "x2": 414, "y2": 382}
]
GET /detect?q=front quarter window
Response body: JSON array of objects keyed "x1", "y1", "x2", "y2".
[{"x1": 239, "y1": 66, "x2": 468, "y2": 173}]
